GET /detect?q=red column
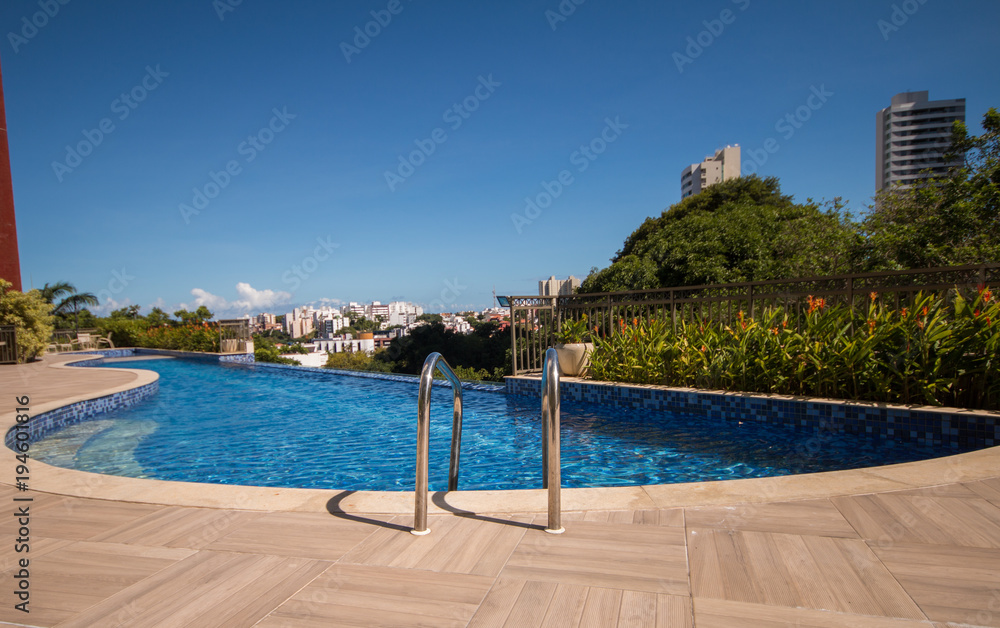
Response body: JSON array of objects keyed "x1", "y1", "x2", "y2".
[{"x1": 0, "y1": 53, "x2": 22, "y2": 291}]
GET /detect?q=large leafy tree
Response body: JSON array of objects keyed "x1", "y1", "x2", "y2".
[
  {"x1": 0, "y1": 280, "x2": 54, "y2": 362},
  {"x1": 860, "y1": 108, "x2": 1000, "y2": 270},
  {"x1": 581, "y1": 176, "x2": 859, "y2": 293}
]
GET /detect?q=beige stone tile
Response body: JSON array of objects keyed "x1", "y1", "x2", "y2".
[
  {"x1": 688, "y1": 528, "x2": 925, "y2": 620},
  {"x1": 205, "y1": 511, "x2": 377, "y2": 561},
  {"x1": 694, "y1": 598, "x2": 932, "y2": 627},
  {"x1": 263, "y1": 563, "x2": 493, "y2": 628},
  {"x1": 872, "y1": 542, "x2": 1000, "y2": 627},
  {"x1": 502, "y1": 521, "x2": 689, "y2": 596},
  {"x1": 686, "y1": 498, "x2": 859, "y2": 538}
]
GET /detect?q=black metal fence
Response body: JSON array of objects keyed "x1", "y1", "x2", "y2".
[
  {"x1": 0, "y1": 325, "x2": 16, "y2": 364},
  {"x1": 507, "y1": 263, "x2": 1000, "y2": 375}
]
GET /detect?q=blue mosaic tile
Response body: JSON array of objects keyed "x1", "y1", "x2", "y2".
[
  {"x1": 506, "y1": 376, "x2": 1000, "y2": 450},
  {"x1": 5, "y1": 379, "x2": 158, "y2": 447}
]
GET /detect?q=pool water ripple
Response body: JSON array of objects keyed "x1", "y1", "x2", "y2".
[{"x1": 28, "y1": 358, "x2": 971, "y2": 491}]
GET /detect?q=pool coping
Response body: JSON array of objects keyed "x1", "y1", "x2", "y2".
[{"x1": 2, "y1": 352, "x2": 998, "y2": 515}]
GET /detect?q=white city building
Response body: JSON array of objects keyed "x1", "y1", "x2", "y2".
[
  {"x1": 876, "y1": 91, "x2": 966, "y2": 191},
  {"x1": 681, "y1": 145, "x2": 741, "y2": 199}
]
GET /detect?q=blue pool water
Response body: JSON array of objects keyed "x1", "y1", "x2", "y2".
[{"x1": 29, "y1": 358, "x2": 971, "y2": 491}]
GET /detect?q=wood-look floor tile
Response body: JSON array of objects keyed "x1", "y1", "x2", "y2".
[
  {"x1": 965, "y1": 478, "x2": 1000, "y2": 508},
  {"x1": 469, "y1": 580, "x2": 691, "y2": 628},
  {"x1": 630, "y1": 508, "x2": 684, "y2": 527},
  {"x1": 55, "y1": 550, "x2": 330, "y2": 628},
  {"x1": 205, "y1": 511, "x2": 377, "y2": 561},
  {"x1": 885, "y1": 484, "x2": 980, "y2": 499},
  {"x1": 688, "y1": 528, "x2": 926, "y2": 620},
  {"x1": 686, "y1": 499, "x2": 858, "y2": 538},
  {"x1": 502, "y1": 521, "x2": 688, "y2": 595},
  {"x1": 90, "y1": 506, "x2": 263, "y2": 549},
  {"x1": 833, "y1": 494, "x2": 1000, "y2": 548},
  {"x1": 0, "y1": 541, "x2": 193, "y2": 627},
  {"x1": 28, "y1": 498, "x2": 163, "y2": 541},
  {"x1": 871, "y1": 542, "x2": 1000, "y2": 627},
  {"x1": 341, "y1": 514, "x2": 530, "y2": 577},
  {"x1": 0, "y1": 537, "x2": 73, "y2": 573},
  {"x1": 694, "y1": 598, "x2": 934, "y2": 627},
  {"x1": 262, "y1": 563, "x2": 493, "y2": 628}
]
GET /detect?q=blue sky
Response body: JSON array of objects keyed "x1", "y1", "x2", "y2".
[{"x1": 3, "y1": 0, "x2": 999, "y2": 315}]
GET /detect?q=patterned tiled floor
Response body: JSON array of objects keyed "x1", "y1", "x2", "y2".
[{"x1": 2, "y1": 356, "x2": 1000, "y2": 626}]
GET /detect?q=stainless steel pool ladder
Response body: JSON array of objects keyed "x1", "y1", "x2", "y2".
[{"x1": 412, "y1": 349, "x2": 564, "y2": 535}]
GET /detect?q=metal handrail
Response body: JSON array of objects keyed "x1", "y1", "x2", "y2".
[
  {"x1": 541, "y1": 347, "x2": 564, "y2": 534},
  {"x1": 412, "y1": 352, "x2": 464, "y2": 535}
]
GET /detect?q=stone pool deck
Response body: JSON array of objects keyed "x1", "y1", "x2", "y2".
[{"x1": 1, "y1": 354, "x2": 999, "y2": 627}]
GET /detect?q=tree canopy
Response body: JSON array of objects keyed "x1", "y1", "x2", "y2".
[
  {"x1": 581, "y1": 176, "x2": 859, "y2": 293},
  {"x1": 859, "y1": 108, "x2": 1000, "y2": 270}
]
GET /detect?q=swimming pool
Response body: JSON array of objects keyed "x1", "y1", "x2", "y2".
[{"x1": 27, "y1": 358, "x2": 973, "y2": 491}]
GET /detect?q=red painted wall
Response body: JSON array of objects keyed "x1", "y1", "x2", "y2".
[{"x1": 0, "y1": 54, "x2": 22, "y2": 291}]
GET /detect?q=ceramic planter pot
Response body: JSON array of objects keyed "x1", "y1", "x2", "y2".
[{"x1": 554, "y1": 342, "x2": 593, "y2": 376}]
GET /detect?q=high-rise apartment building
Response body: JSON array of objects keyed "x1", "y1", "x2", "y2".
[
  {"x1": 680, "y1": 145, "x2": 740, "y2": 199},
  {"x1": 539, "y1": 276, "x2": 580, "y2": 297},
  {"x1": 876, "y1": 91, "x2": 965, "y2": 191}
]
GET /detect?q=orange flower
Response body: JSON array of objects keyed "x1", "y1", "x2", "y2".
[
  {"x1": 700, "y1": 345, "x2": 707, "y2": 353},
  {"x1": 868, "y1": 319, "x2": 876, "y2": 333},
  {"x1": 632, "y1": 318, "x2": 638, "y2": 327},
  {"x1": 770, "y1": 327, "x2": 779, "y2": 336},
  {"x1": 921, "y1": 306, "x2": 929, "y2": 317},
  {"x1": 869, "y1": 291, "x2": 878, "y2": 302},
  {"x1": 900, "y1": 308, "x2": 908, "y2": 318}
]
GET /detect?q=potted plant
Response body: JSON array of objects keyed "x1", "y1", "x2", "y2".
[{"x1": 553, "y1": 314, "x2": 593, "y2": 376}]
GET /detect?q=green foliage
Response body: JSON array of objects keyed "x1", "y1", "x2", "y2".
[
  {"x1": 861, "y1": 108, "x2": 1000, "y2": 270},
  {"x1": 173, "y1": 306, "x2": 214, "y2": 325},
  {"x1": 581, "y1": 176, "x2": 859, "y2": 293},
  {"x1": 588, "y1": 290, "x2": 1000, "y2": 410},
  {"x1": 146, "y1": 307, "x2": 173, "y2": 327},
  {"x1": 385, "y1": 321, "x2": 509, "y2": 378},
  {"x1": 110, "y1": 305, "x2": 142, "y2": 319},
  {"x1": 253, "y1": 336, "x2": 299, "y2": 364},
  {"x1": 98, "y1": 317, "x2": 150, "y2": 348},
  {"x1": 417, "y1": 313, "x2": 444, "y2": 324},
  {"x1": 142, "y1": 323, "x2": 220, "y2": 352},
  {"x1": 0, "y1": 279, "x2": 55, "y2": 362},
  {"x1": 554, "y1": 314, "x2": 592, "y2": 344},
  {"x1": 325, "y1": 349, "x2": 395, "y2": 372}
]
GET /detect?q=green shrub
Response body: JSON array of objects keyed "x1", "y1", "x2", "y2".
[
  {"x1": 141, "y1": 323, "x2": 220, "y2": 352},
  {"x1": 98, "y1": 318, "x2": 150, "y2": 348},
  {"x1": 325, "y1": 350, "x2": 395, "y2": 373},
  {"x1": 588, "y1": 289, "x2": 1000, "y2": 410},
  {"x1": 0, "y1": 280, "x2": 54, "y2": 362}
]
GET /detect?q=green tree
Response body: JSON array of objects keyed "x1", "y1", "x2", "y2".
[
  {"x1": 38, "y1": 281, "x2": 75, "y2": 305},
  {"x1": 416, "y1": 313, "x2": 443, "y2": 324},
  {"x1": 0, "y1": 279, "x2": 54, "y2": 362},
  {"x1": 581, "y1": 176, "x2": 859, "y2": 292},
  {"x1": 54, "y1": 290, "x2": 99, "y2": 332},
  {"x1": 146, "y1": 307, "x2": 173, "y2": 327},
  {"x1": 174, "y1": 306, "x2": 214, "y2": 325},
  {"x1": 110, "y1": 305, "x2": 141, "y2": 319},
  {"x1": 860, "y1": 108, "x2": 1000, "y2": 270}
]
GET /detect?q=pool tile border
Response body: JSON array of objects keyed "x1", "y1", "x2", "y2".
[{"x1": 507, "y1": 376, "x2": 999, "y2": 450}]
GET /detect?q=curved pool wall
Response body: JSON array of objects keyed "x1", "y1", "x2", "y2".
[
  {"x1": 508, "y1": 377, "x2": 999, "y2": 451},
  {"x1": 7, "y1": 348, "x2": 998, "y2": 480}
]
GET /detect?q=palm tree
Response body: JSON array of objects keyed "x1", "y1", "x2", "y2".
[
  {"x1": 49, "y1": 286, "x2": 99, "y2": 332},
  {"x1": 39, "y1": 281, "x2": 75, "y2": 305}
]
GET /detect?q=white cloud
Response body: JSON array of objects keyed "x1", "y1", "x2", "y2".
[
  {"x1": 234, "y1": 282, "x2": 292, "y2": 310},
  {"x1": 182, "y1": 283, "x2": 293, "y2": 317},
  {"x1": 91, "y1": 296, "x2": 132, "y2": 316}
]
